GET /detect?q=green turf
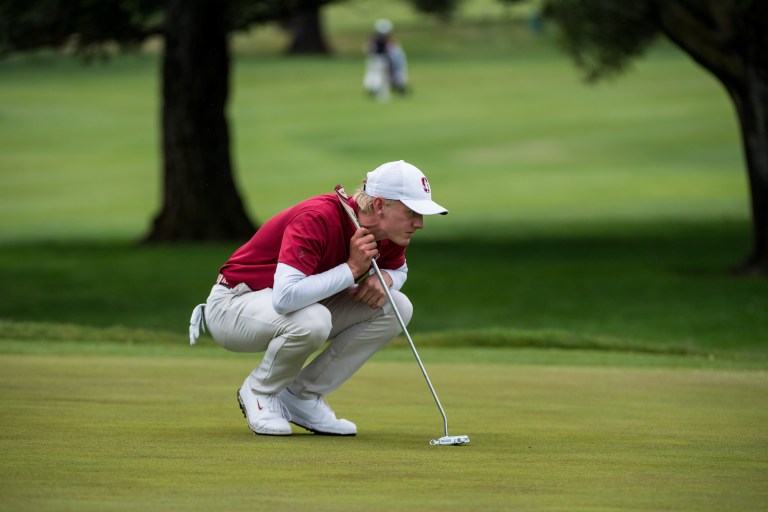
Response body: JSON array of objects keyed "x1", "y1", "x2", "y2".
[
  {"x1": 0, "y1": 21, "x2": 744, "y2": 240},
  {"x1": 1, "y1": 218, "x2": 766, "y2": 359},
  {"x1": 0, "y1": 2, "x2": 765, "y2": 510},
  {"x1": 2, "y1": 319, "x2": 766, "y2": 370},
  {"x1": 0, "y1": 25, "x2": 752, "y2": 358},
  {"x1": 0, "y1": 347, "x2": 766, "y2": 511}
]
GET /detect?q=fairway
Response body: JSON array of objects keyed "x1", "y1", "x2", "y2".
[
  {"x1": 0, "y1": 22, "x2": 745, "y2": 241},
  {"x1": 1, "y1": 347, "x2": 766, "y2": 511},
  {"x1": 1, "y1": 1, "x2": 767, "y2": 510}
]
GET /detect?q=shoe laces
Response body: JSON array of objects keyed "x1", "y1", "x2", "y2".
[
  {"x1": 267, "y1": 394, "x2": 292, "y2": 421},
  {"x1": 312, "y1": 395, "x2": 337, "y2": 420}
]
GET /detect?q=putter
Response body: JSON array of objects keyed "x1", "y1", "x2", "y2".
[{"x1": 334, "y1": 185, "x2": 470, "y2": 447}]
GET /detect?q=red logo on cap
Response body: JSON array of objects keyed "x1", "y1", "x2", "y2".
[{"x1": 421, "y1": 177, "x2": 430, "y2": 193}]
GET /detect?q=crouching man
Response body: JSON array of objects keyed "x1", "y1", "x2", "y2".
[{"x1": 189, "y1": 160, "x2": 448, "y2": 436}]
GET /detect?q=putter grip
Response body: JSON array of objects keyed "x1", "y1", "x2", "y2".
[{"x1": 334, "y1": 185, "x2": 360, "y2": 228}]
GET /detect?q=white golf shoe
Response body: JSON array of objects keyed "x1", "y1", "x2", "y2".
[
  {"x1": 277, "y1": 389, "x2": 357, "y2": 436},
  {"x1": 237, "y1": 379, "x2": 292, "y2": 436}
]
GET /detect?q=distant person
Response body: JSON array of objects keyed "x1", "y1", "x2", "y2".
[
  {"x1": 189, "y1": 160, "x2": 448, "y2": 437},
  {"x1": 363, "y1": 19, "x2": 409, "y2": 101}
]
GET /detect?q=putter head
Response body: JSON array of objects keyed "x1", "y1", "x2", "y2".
[{"x1": 430, "y1": 435, "x2": 470, "y2": 446}]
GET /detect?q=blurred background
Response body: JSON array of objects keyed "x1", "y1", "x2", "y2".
[{"x1": 1, "y1": 0, "x2": 765, "y2": 359}]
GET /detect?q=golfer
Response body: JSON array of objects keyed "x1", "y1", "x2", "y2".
[
  {"x1": 189, "y1": 160, "x2": 447, "y2": 436},
  {"x1": 363, "y1": 19, "x2": 409, "y2": 99}
]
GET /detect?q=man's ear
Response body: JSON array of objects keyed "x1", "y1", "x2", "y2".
[{"x1": 372, "y1": 196, "x2": 385, "y2": 215}]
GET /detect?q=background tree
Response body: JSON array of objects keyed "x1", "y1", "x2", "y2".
[
  {"x1": 407, "y1": 0, "x2": 464, "y2": 23},
  {"x1": 500, "y1": 0, "x2": 767, "y2": 273},
  {"x1": 0, "y1": 0, "x2": 338, "y2": 242},
  {"x1": 285, "y1": 1, "x2": 333, "y2": 55},
  {"x1": 152, "y1": 0, "x2": 254, "y2": 242}
]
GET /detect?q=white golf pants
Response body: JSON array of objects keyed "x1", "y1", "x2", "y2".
[{"x1": 203, "y1": 283, "x2": 412, "y2": 398}]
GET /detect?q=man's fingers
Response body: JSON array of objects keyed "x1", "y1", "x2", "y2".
[
  {"x1": 348, "y1": 227, "x2": 380, "y2": 278},
  {"x1": 353, "y1": 227, "x2": 374, "y2": 244},
  {"x1": 352, "y1": 229, "x2": 376, "y2": 250},
  {"x1": 352, "y1": 275, "x2": 387, "y2": 308}
]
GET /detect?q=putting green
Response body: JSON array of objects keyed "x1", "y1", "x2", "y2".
[{"x1": 1, "y1": 350, "x2": 765, "y2": 511}]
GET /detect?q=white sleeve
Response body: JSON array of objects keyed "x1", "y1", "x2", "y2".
[
  {"x1": 272, "y1": 262, "x2": 354, "y2": 315},
  {"x1": 383, "y1": 262, "x2": 408, "y2": 291}
]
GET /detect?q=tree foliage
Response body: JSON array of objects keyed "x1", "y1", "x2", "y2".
[
  {"x1": 541, "y1": 1, "x2": 659, "y2": 81},
  {"x1": 0, "y1": 0, "x2": 161, "y2": 56},
  {"x1": 537, "y1": 0, "x2": 768, "y2": 272},
  {"x1": 0, "y1": 0, "x2": 335, "y2": 56},
  {"x1": 0, "y1": 0, "x2": 338, "y2": 242},
  {"x1": 407, "y1": 0, "x2": 464, "y2": 22}
]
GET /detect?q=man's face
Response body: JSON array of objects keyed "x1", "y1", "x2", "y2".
[{"x1": 379, "y1": 199, "x2": 424, "y2": 246}]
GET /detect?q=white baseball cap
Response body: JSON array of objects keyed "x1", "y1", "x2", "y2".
[{"x1": 364, "y1": 160, "x2": 448, "y2": 215}]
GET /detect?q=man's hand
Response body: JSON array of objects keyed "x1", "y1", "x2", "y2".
[
  {"x1": 350, "y1": 270, "x2": 392, "y2": 308},
  {"x1": 347, "y1": 227, "x2": 378, "y2": 279}
]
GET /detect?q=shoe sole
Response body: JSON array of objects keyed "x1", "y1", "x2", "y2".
[
  {"x1": 288, "y1": 418, "x2": 357, "y2": 436},
  {"x1": 237, "y1": 389, "x2": 292, "y2": 436}
]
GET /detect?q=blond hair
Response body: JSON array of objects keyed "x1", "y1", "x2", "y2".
[{"x1": 354, "y1": 184, "x2": 393, "y2": 214}]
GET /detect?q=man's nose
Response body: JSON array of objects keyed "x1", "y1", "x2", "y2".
[{"x1": 413, "y1": 214, "x2": 424, "y2": 229}]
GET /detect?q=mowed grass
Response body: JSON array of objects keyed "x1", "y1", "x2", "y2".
[
  {"x1": 0, "y1": 23, "x2": 745, "y2": 239},
  {"x1": 0, "y1": 23, "x2": 763, "y2": 357},
  {"x1": 0, "y1": 219, "x2": 766, "y2": 359},
  {"x1": 1, "y1": 4, "x2": 767, "y2": 511},
  {"x1": 0, "y1": 347, "x2": 766, "y2": 511}
]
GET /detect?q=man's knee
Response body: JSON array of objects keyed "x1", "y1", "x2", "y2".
[
  {"x1": 388, "y1": 290, "x2": 413, "y2": 326},
  {"x1": 289, "y1": 304, "x2": 333, "y2": 349}
]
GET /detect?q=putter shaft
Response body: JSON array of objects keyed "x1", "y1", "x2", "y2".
[
  {"x1": 334, "y1": 186, "x2": 450, "y2": 438},
  {"x1": 371, "y1": 257, "x2": 450, "y2": 438}
]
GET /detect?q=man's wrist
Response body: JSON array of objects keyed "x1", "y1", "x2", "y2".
[
  {"x1": 347, "y1": 262, "x2": 366, "y2": 281},
  {"x1": 355, "y1": 267, "x2": 373, "y2": 284}
]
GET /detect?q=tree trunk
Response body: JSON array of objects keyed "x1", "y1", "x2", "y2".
[
  {"x1": 658, "y1": 1, "x2": 768, "y2": 273},
  {"x1": 144, "y1": 0, "x2": 256, "y2": 242},
  {"x1": 286, "y1": 5, "x2": 331, "y2": 55},
  {"x1": 725, "y1": 85, "x2": 768, "y2": 274},
  {"x1": 728, "y1": 45, "x2": 768, "y2": 274}
]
